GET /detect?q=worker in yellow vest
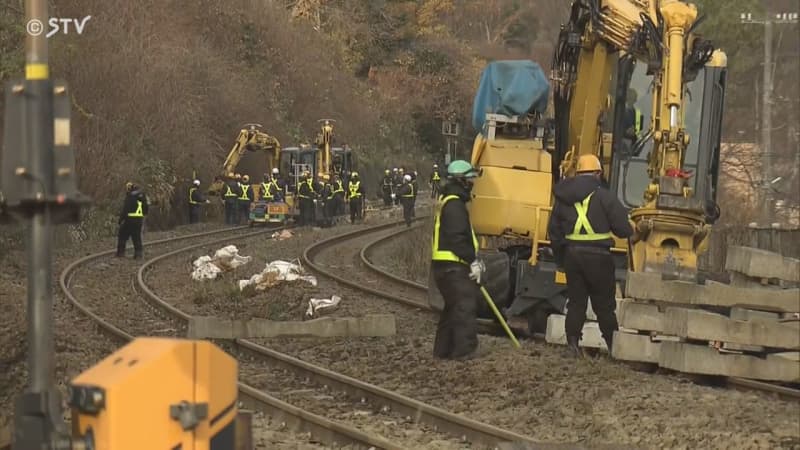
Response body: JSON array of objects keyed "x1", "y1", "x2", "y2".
[
  {"x1": 399, "y1": 174, "x2": 415, "y2": 227},
  {"x1": 547, "y1": 154, "x2": 633, "y2": 357},
  {"x1": 430, "y1": 160, "x2": 484, "y2": 360},
  {"x1": 347, "y1": 171, "x2": 365, "y2": 223},
  {"x1": 116, "y1": 182, "x2": 149, "y2": 259},
  {"x1": 429, "y1": 163, "x2": 442, "y2": 198}
]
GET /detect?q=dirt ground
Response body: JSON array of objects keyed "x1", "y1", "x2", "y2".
[
  {"x1": 4, "y1": 211, "x2": 800, "y2": 449},
  {"x1": 159, "y1": 221, "x2": 798, "y2": 449}
]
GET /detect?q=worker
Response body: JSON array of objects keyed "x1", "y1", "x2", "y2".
[
  {"x1": 431, "y1": 160, "x2": 483, "y2": 360},
  {"x1": 270, "y1": 167, "x2": 285, "y2": 201},
  {"x1": 392, "y1": 168, "x2": 403, "y2": 206},
  {"x1": 623, "y1": 88, "x2": 644, "y2": 152},
  {"x1": 381, "y1": 169, "x2": 393, "y2": 207},
  {"x1": 430, "y1": 163, "x2": 442, "y2": 198},
  {"x1": 410, "y1": 170, "x2": 419, "y2": 216},
  {"x1": 238, "y1": 174, "x2": 254, "y2": 225},
  {"x1": 116, "y1": 182, "x2": 149, "y2": 259},
  {"x1": 223, "y1": 172, "x2": 240, "y2": 226},
  {"x1": 320, "y1": 174, "x2": 333, "y2": 227},
  {"x1": 297, "y1": 171, "x2": 316, "y2": 226},
  {"x1": 331, "y1": 173, "x2": 345, "y2": 218},
  {"x1": 399, "y1": 174, "x2": 415, "y2": 227},
  {"x1": 188, "y1": 179, "x2": 210, "y2": 224},
  {"x1": 347, "y1": 171, "x2": 365, "y2": 224},
  {"x1": 547, "y1": 154, "x2": 633, "y2": 358}
]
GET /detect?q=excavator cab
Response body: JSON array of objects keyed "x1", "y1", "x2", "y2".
[{"x1": 280, "y1": 145, "x2": 318, "y2": 220}]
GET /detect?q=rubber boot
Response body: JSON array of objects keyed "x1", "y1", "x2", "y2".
[
  {"x1": 566, "y1": 335, "x2": 584, "y2": 359},
  {"x1": 133, "y1": 251, "x2": 143, "y2": 260}
]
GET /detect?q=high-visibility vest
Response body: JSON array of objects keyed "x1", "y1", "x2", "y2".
[
  {"x1": 432, "y1": 172, "x2": 440, "y2": 181},
  {"x1": 298, "y1": 179, "x2": 313, "y2": 198},
  {"x1": 238, "y1": 184, "x2": 250, "y2": 200},
  {"x1": 401, "y1": 183, "x2": 414, "y2": 198},
  {"x1": 261, "y1": 182, "x2": 273, "y2": 200},
  {"x1": 634, "y1": 108, "x2": 642, "y2": 136},
  {"x1": 431, "y1": 195, "x2": 478, "y2": 264},
  {"x1": 565, "y1": 192, "x2": 612, "y2": 241},
  {"x1": 332, "y1": 180, "x2": 344, "y2": 195},
  {"x1": 224, "y1": 183, "x2": 236, "y2": 197},
  {"x1": 128, "y1": 200, "x2": 144, "y2": 217},
  {"x1": 189, "y1": 187, "x2": 199, "y2": 204},
  {"x1": 348, "y1": 181, "x2": 361, "y2": 198}
]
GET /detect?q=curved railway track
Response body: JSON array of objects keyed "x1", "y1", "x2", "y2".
[
  {"x1": 61, "y1": 219, "x2": 553, "y2": 449},
  {"x1": 354, "y1": 223, "x2": 800, "y2": 403}
]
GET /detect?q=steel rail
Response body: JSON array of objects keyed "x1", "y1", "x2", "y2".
[
  {"x1": 135, "y1": 218, "x2": 548, "y2": 448},
  {"x1": 59, "y1": 225, "x2": 402, "y2": 450},
  {"x1": 359, "y1": 224, "x2": 800, "y2": 402}
]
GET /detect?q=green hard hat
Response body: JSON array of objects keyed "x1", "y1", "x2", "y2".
[{"x1": 447, "y1": 160, "x2": 478, "y2": 178}]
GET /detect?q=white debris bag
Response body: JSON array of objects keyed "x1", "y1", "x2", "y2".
[
  {"x1": 191, "y1": 245, "x2": 252, "y2": 281},
  {"x1": 238, "y1": 259, "x2": 317, "y2": 291},
  {"x1": 271, "y1": 229, "x2": 294, "y2": 240},
  {"x1": 305, "y1": 295, "x2": 341, "y2": 318}
]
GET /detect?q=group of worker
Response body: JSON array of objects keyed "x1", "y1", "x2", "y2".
[
  {"x1": 295, "y1": 169, "x2": 365, "y2": 226},
  {"x1": 218, "y1": 170, "x2": 285, "y2": 226},
  {"x1": 379, "y1": 164, "x2": 443, "y2": 226},
  {"x1": 430, "y1": 155, "x2": 633, "y2": 360}
]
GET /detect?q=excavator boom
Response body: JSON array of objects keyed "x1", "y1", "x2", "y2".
[{"x1": 208, "y1": 124, "x2": 281, "y2": 196}]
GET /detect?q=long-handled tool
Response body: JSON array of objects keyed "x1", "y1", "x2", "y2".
[{"x1": 478, "y1": 285, "x2": 521, "y2": 348}]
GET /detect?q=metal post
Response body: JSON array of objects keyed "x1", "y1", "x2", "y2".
[
  {"x1": 761, "y1": 19, "x2": 773, "y2": 225},
  {"x1": 12, "y1": 1, "x2": 69, "y2": 449}
]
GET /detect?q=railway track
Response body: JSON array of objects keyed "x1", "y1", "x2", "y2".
[
  {"x1": 353, "y1": 223, "x2": 800, "y2": 403},
  {"x1": 60, "y1": 219, "x2": 554, "y2": 449}
]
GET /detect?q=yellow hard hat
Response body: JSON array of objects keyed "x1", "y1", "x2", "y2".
[
  {"x1": 351, "y1": 171, "x2": 359, "y2": 177},
  {"x1": 242, "y1": 175, "x2": 249, "y2": 182},
  {"x1": 576, "y1": 154, "x2": 602, "y2": 173},
  {"x1": 125, "y1": 182, "x2": 134, "y2": 191}
]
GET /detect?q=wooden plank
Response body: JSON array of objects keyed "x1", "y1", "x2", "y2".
[
  {"x1": 626, "y1": 271, "x2": 800, "y2": 313},
  {"x1": 662, "y1": 308, "x2": 800, "y2": 350},
  {"x1": 658, "y1": 341, "x2": 800, "y2": 382},
  {"x1": 726, "y1": 246, "x2": 800, "y2": 282}
]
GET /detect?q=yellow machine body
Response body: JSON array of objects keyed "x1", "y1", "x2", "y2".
[
  {"x1": 69, "y1": 337, "x2": 238, "y2": 450},
  {"x1": 208, "y1": 123, "x2": 281, "y2": 200}
]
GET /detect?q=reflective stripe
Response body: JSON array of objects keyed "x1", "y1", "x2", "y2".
[
  {"x1": 401, "y1": 184, "x2": 414, "y2": 198},
  {"x1": 432, "y1": 173, "x2": 440, "y2": 181},
  {"x1": 189, "y1": 187, "x2": 199, "y2": 204},
  {"x1": 348, "y1": 181, "x2": 361, "y2": 198},
  {"x1": 431, "y1": 195, "x2": 478, "y2": 264},
  {"x1": 238, "y1": 184, "x2": 250, "y2": 200},
  {"x1": 565, "y1": 192, "x2": 612, "y2": 241},
  {"x1": 332, "y1": 181, "x2": 344, "y2": 194},
  {"x1": 634, "y1": 108, "x2": 642, "y2": 135},
  {"x1": 128, "y1": 200, "x2": 144, "y2": 217},
  {"x1": 224, "y1": 184, "x2": 236, "y2": 197},
  {"x1": 261, "y1": 182, "x2": 273, "y2": 200}
]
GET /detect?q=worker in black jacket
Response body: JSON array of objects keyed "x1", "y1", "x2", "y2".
[
  {"x1": 431, "y1": 160, "x2": 484, "y2": 360},
  {"x1": 116, "y1": 182, "x2": 149, "y2": 259},
  {"x1": 398, "y1": 174, "x2": 415, "y2": 226},
  {"x1": 237, "y1": 175, "x2": 254, "y2": 225},
  {"x1": 296, "y1": 171, "x2": 316, "y2": 226},
  {"x1": 188, "y1": 179, "x2": 210, "y2": 224},
  {"x1": 223, "y1": 172, "x2": 240, "y2": 226},
  {"x1": 548, "y1": 154, "x2": 634, "y2": 357},
  {"x1": 381, "y1": 169, "x2": 393, "y2": 207}
]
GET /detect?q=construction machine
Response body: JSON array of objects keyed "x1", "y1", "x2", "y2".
[
  {"x1": 207, "y1": 123, "x2": 290, "y2": 224},
  {"x1": 432, "y1": 0, "x2": 727, "y2": 333}
]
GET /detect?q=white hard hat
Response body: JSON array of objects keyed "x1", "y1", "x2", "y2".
[
  {"x1": 272, "y1": 168, "x2": 279, "y2": 174},
  {"x1": 404, "y1": 174, "x2": 411, "y2": 181},
  {"x1": 193, "y1": 179, "x2": 200, "y2": 186}
]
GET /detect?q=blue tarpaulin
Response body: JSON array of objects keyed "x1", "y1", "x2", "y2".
[{"x1": 471, "y1": 60, "x2": 550, "y2": 133}]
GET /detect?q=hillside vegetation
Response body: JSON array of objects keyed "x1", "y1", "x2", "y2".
[{"x1": 0, "y1": 0, "x2": 795, "y2": 243}]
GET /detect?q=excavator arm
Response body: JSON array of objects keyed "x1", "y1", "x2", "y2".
[
  {"x1": 208, "y1": 124, "x2": 281, "y2": 195},
  {"x1": 551, "y1": 0, "x2": 726, "y2": 280}
]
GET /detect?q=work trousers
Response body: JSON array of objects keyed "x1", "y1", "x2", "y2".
[
  {"x1": 432, "y1": 262, "x2": 479, "y2": 359},
  {"x1": 430, "y1": 183, "x2": 440, "y2": 199},
  {"x1": 224, "y1": 199, "x2": 237, "y2": 225},
  {"x1": 322, "y1": 200, "x2": 334, "y2": 227},
  {"x1": 189, "y1": 204, "x2": 201, "y2": 224},
  {"x1": 382, "y1": 188, "x2": 392, "y2": 206},
  {"x1": 394, "y1": 187, "x2": 401, "y2": 205},
  {"x1": 401, "y1": 198, "x2": 414, "y2": 226},
  {"x1": 116, "y1": 218, "x2": 143, "y2": 257},
  {"x1": 334, "y1": 195, "x2": 345, "y2": 216},
  {"x1": 299, "y1": 198, "x2": 315, "y2": 226},
  {"x1": 564, "y1": 246, "x2": 618, "y2": 343},
  {"x1": 349, "y1": 197, "x2": 363, "y2": 223},
  {"x1": 238, "y1": 201, "x2": 251, "y2": 224}
]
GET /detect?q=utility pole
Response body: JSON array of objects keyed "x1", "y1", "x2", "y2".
[
  {"x1": 1, "y1": 0, "x2": 87, "y2": 448},
  {"x1": 740, "y1": 11, "x2": 799, "y2": 227}
]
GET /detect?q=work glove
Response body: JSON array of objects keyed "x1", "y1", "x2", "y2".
[{"x1": 469, "y1": 259, "x2": 486, "y2": 284}]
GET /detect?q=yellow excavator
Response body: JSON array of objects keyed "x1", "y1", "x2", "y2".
[
  {"x1": 444, "y1": 0, "x2": 727, "y2": 333},
  {"x1": 208, "y1": 123, "x2": 290, "y2": 224}
]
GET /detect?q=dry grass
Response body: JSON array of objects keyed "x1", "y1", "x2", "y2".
[{"x1": 395, "y1": 216, "x2": 433, "y2": 283}]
